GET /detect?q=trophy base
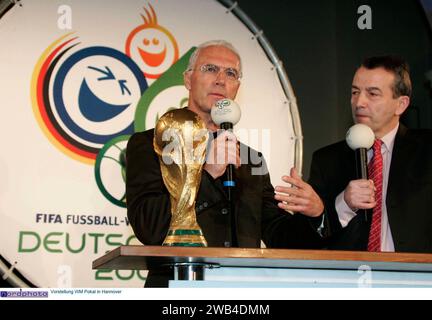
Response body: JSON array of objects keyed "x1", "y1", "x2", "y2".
[{"x1": 163, "y1": 229, "x2": 208, "y2": 247}]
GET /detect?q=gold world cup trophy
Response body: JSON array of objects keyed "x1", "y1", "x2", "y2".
[{"x1": 153, "y1": 108, "x2": 208, "y2": 246}]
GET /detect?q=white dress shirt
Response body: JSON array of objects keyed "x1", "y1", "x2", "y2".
[{"x1": 335, "y1": 123, "x2": 400, "y2": 252}]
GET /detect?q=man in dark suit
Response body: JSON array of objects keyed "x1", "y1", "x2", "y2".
[
  {"x1": 302, "y1": 56, "x2": 432, "y2": 253},
  {"x1": 126, "y1": 40, "x2": 324, "y2": 287}
]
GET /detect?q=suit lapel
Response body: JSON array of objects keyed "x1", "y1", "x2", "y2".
[{"x1": 386, "y1": 125, "x2": 411, "y2": 233}]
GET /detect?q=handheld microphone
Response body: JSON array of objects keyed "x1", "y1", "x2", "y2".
[
  {"x1": 210, "y1": 99, "x2": 241, "y2": 247},
  {"x1": 210, "y1": 98, "x2": 241, "y2": 199},
  {"x1": 346, "y1": 123, "x2": 375, "y2": 221}
]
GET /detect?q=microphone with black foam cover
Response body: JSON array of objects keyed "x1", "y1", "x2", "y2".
[
  {"x1": 210, "y1": 98, "x2": 241, "y2": 201},
  {"x1": 346, "y1": 123, "x2": 375, "y2": 221}
]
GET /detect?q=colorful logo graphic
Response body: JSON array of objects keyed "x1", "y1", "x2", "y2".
[
  {"x1": 126, "y1": 3, "x2": 179, "y2": 79},
  {"x1": 95, "y1": 50, "x2": 193, "y2": 208},
  {"x1": 31, "y1": 33, "x2": 147, "y2": 164},
  {"x1": 134, "y1": 47, "x2": 194, "y2": 132},
  {"x1": 95, "y1": 135, "x2": 129, "y2": 208},
  {"x1": 31, "y1": 4, "x2": 186, "y2": 207}
]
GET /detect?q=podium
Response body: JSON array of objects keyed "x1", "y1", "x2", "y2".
[{"x1": 93, "y1": 246, "x2": 432, "y2": 287}]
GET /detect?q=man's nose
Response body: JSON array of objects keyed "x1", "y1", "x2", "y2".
[
  {"x1": 214, "y1": 71, "x2": 226, "y2": 85},
  {"x1": 354, "y1": 92, "x2": 368, "y2": 108}
]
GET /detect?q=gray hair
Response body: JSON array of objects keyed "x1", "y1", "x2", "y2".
[{"x1": 185, "y1": 40, "x2": 242, "y2": 75}]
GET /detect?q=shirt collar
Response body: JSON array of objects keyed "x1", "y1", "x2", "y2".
[{"x1": 379, "y1": 122, "x2": 399, "y2": 154}]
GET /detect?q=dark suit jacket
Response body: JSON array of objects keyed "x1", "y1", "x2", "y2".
[
  {"x1": 309, "y1": 125, "x2": 432, "y2": 253},
  {"x1": 126, "y1": 129, "x2": 324, "y2": 286}
]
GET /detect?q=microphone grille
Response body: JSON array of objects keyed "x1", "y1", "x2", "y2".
[
  {"x1": 210, "y1": 99, "x2": 241, "y2": 126},
  {"x1": 346, "y1": 124, "x2": 375, "y2": 150}
]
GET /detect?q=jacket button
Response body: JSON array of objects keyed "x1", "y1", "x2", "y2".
[
  {"x1": 224, "y1": 241, "x2": 231, "y2": 247},
  {"x1": 221, "y1": 208, "x2": 228, "y2": 215},
  {"x1": 203, "y1": 202, "x2": 208, "y2": 208}
]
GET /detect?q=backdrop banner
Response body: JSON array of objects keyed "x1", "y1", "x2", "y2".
[{"x1": 0, "y1": 0, "x2": 297, "y2": 287}]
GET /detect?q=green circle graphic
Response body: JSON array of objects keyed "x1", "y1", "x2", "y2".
[{"x1": 95, "y1": 135, "x2": 131, "y2": 208}]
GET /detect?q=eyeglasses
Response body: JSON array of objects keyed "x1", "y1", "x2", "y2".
[{"x1": 195, "y1": 63, "x2": 242, "y2": 81}]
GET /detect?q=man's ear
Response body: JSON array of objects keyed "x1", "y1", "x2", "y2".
[
  {"x1": 396, "y1": 96, "x2": 410, "y2": 116},
  {"x1": 184, "y1": 71, "x2": 191, "y2": 90}
]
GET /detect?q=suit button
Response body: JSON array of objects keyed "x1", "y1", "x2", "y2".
[
  {"x1": 224, "y1": 241, "x2": 231, "y2": 247},
  {"x1": 221, "y1": 208, "x2": 228, "y2": 215},
  {"x1": 203, "y1": 202, "x2": 208, "y2": 208}
]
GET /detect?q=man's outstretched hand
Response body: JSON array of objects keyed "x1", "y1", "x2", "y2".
[{"x1": 274, "y1": 167, "x2": 324, "y2": 217}]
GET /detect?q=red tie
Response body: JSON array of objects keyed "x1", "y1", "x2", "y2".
[{"x1": 368, "y1": 139, "x2": 383, "y2": 252}]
